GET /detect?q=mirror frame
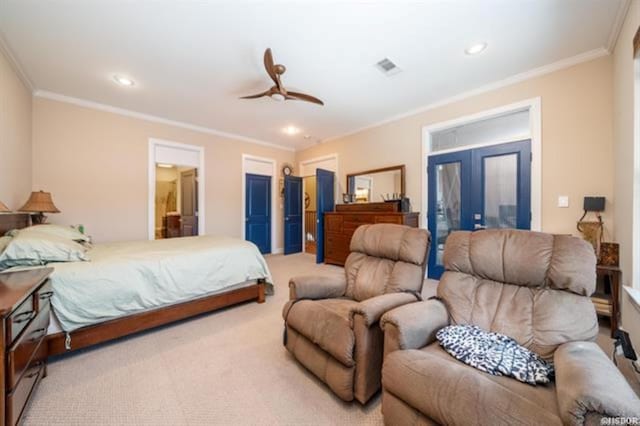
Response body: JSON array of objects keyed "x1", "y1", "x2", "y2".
[{"x1": 346, "y1": 164, "x2": 406, "y2": 198}]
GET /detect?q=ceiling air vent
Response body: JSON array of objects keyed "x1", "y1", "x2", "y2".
[{"x1": 375, "y1": 58, "x2": 402, "y2": 76}]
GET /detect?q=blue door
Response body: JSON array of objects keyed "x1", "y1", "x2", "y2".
[
  {"x1": 427, "y1": 140, "x2": 531, "y2": 279},
  {"x1": 315, "y1": 168, "x2": 335, "y2": 263},
  {"x1": 245, "y1": 173, "x2": 271, "y2": 254},
  {"x1": 284, "y1": 175, "x2": 303, "y2": 255}
]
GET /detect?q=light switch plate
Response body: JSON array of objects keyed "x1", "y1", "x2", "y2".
[{"x1": 558, "y1": 196, "x2": 569, "y2": 208}]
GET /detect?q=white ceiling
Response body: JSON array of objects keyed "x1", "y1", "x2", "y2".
[{"x1": 0, "y1": 0, "x2": 629, "y2": 151}]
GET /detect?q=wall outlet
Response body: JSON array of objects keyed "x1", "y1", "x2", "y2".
[{"x1": 557, "y1": 196, "x2": 569, "y2": 208}]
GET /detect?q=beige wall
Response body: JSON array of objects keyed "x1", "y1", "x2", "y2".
[
  {"x1": 613, "y1": 1, "x2": 640, "y2": 348},
  {"x1": 0, "y1": 48, "x2": 32, "y2": 209},
  {"x1": 296, "y1": 56, "x2": 615, "y2": 238},
  {"x1": 32, "y1": 98, "x2": 295, "y2": 247}
]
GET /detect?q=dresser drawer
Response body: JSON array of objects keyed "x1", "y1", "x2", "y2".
[
  {"x1": 343, "y1": 215, "x2": 375, "y2": 226},
  {"x1": 325, "y1": 234, "x2": 351, "y2": 264},
  {"x1": 325, "y1": 215, "x2": 343, "y2": 233},
  {"x1": 35, "y1": 280, "x2": 53, "y2": 311},
  {"x1": 7, "y1": 304, "x2": 50, "y2": 390},
  {"x1": 7, "y1": 297, "x2": 36, "y2": 345},
  {"x1": 374, "y1": 215, "x2": 403, "y2": 224},
  {"x1": 6, "y1": 361, "x2": 44, "y2": 426}
]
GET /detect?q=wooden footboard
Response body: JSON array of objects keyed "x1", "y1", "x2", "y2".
[{"x1": 46, "y1": 280, "x2": 266, "y2": 356}]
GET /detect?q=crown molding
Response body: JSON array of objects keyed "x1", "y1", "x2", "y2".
[
  {"x1": 319, "y1": 47, "x2": 609, "y2": 145},
  {"x1": 0, "y1": 31, "x2": 34, "y2": 92},
  {"x1": 607, "y1": 0, "x2": 632, "y2": 53},
  {"x1": 33, "y1": 90, "x2": 295, "y2": 152}
]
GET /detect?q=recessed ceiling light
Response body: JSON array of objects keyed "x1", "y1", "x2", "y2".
[
  {"x1": 465, "y1": 42, "x2": 488, "y2": 56},
  {"x1": 113, "y1": 75, "x2": 135, "y2": 86},
  {"x1": 283, "y1": 126, "x2": 300, "y2": 135}
]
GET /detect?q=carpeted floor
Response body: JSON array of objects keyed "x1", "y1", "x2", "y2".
[{"x1": 22, "y1": 253, "x2": 639, "y2": 425}]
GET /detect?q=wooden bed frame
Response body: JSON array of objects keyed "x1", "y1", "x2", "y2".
[
  {"x1": 0, "y1": 214, "x2": 267, "y2": 357},
  {"x1": 47, "y1": 281, "x2": 265, "y2": 356}
]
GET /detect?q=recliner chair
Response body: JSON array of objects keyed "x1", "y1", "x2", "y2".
[
  {"x1": 381, "y1": 229, "x2": 640, "y2": 425},
  {"x1": 283, "y1": 223, "x2": 431, "y2": 403}
]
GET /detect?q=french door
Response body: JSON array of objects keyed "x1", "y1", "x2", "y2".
[{"x1": 427, "y1": 140, "x2": 531, "y2": 279}]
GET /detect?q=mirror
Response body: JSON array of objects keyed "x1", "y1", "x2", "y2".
[{"x1": 346, "y1": 165, "x2": 405, "y2": 203}]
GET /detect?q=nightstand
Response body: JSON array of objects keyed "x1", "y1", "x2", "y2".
[
  {"x1": 0, "y1": 267, "x2": 53, "y2": 425},
  {"x1": 593, "y1": 265, "x2": 621, "y2": 338}
]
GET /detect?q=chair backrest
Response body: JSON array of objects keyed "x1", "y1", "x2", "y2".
[
  {"x1": 344, "y1": 224, "x2": 431, "y2": 302},
  {"x1": 439, "y1": 229, "x2": 598, "y2": 360}
]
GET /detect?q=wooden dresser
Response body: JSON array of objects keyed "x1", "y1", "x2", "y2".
[
  {"x1": 324, "y1": 202, "x2": 419, "y2": 266},
  {"x1": 0, "y1": 268, "x2": 53, "y2": 425}
]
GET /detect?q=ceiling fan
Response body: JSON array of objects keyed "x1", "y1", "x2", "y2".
[{"x1": 240, "y1": 48, "x2": 324, "y2": 106}]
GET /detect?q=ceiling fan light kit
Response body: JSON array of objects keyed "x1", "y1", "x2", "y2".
[{"x1": 240, "y1": 48, "x2": 324, "y2": 106}]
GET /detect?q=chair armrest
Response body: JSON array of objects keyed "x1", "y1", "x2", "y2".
[
  {"x1": 555, "y1": 341, "x2": 640, "y2": 425},
  {"x1": 350, "y1": 293, "x2": 419, "y2": 327},
  {"x1": 288, "y1": 275, "x2": 347, "y2": 300},
  {"x1": 380, "y1": 299, "x2": 449, "y2": 354}
]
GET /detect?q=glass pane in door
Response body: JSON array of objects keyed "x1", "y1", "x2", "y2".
[
  {"x1": 435, "y1": 163, "x2": 461, "y2": 265},
  {"x1": 483, "y1": 154, "x2": 518, "y2": 228}
]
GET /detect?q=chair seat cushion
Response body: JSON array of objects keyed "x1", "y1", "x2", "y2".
[
  {"x1": 382, "y1": 343, "x2": 562, "y2": 425},
  {"x1": 284, "y1": 298, "x2": 358, "y2": 366}
]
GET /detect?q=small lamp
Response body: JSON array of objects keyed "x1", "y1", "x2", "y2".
[
  {"x1": 18, "y1": 191, "x2": 60, "y2": 224},
  {"x1": 0, "y1": 200, "x2": 10, "y2": 213}
]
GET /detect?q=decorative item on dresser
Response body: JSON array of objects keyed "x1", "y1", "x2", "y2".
[
  {"x1": 18, "y1": 191, "x2": 60, "y2": 225},
  {"x1": 0, "y1": 267, "x2": 53, "y2": 426},
  {"x1": 0, "y1": 201, "x2": 10, "y2": 213},
  {"x1": 324, "y1": 201, "x2": 419, "y2": 266}
]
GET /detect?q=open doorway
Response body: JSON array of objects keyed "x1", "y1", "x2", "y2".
[
  {"x1": 148, "y1": 138, "x2": 205, "y2": 240},
  {"x1": 303, "y1": 176, "x2": 317, "y2": 254},
  {"x1": 155, "y1": 165, "x2": 199, "y2": 239}
]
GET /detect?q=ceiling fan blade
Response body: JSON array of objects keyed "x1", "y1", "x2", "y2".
[
  {"x1": 263, "y1": 48, "x2": 280, "y2": 88},
  {"x1": 286, "y1": 91, "x2": 325, "y2": 106},
  {"x1": 239, "y1": 90, "x2": 270, "y2": 99}
]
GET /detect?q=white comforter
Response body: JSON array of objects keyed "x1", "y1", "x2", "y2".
[{"x1": 49, "y1": 236, "x2": 273, "y2": 332}]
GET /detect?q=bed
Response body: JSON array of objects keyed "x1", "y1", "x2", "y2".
[{"x1": 0, "y1": 214, "x2": 272, "y2": 356}]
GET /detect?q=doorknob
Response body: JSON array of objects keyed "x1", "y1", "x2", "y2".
[
  {"x1": 474, "y1": 224, "x2": 487, "y2": 230},
  {"x1": 285, "y1": 217, "x2": 289, "y2": 221}
]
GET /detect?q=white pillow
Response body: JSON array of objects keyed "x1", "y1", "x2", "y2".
[
  {"x1": 16, "y1": 224, "x2": 90, "y2": 243},
  {"x1": 0, "y1": 232, "x2": 89, "y2": 271},
  {"x1": 0, "y1": 236, "x2": 11, "y2": 254}
]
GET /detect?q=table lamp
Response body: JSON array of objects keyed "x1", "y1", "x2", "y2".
[{"x1": 18, "y1": 191, "x2": 60, "y2": 224}]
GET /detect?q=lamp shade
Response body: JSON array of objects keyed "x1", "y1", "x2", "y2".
[
  {"x1": 0, "y1": 200, "x2": 9, "y2": 212},
  {"x1": 18, "y1": 191, "x2": 60, "y2": 213}
]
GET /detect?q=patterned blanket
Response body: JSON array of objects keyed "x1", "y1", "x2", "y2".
[{"x1": 436, "y1": 325, "x2": 554, "y2": 385}]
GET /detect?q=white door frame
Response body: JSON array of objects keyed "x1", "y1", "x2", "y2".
[
  {"x1": 298, "y1": 153, "x2": 339, "y2": 253},
  {"x1": 148, "y1": 138, "x2": 205, "y2": 240},
  {"x1": 421, "y1": 97, "x2": 542, "y2": 232},
  {"x1": 241, "y1": 154, "x2": 278, "y2": 254},
  {"x1": 633, "y1": 56, "x2": 640, "y2": 289}
]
